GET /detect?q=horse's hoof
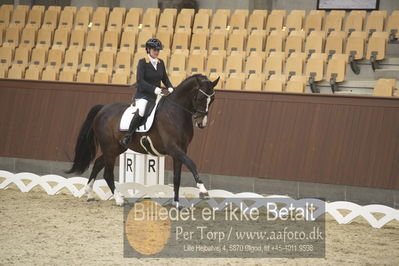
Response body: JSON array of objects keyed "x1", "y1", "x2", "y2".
[
  {"x1": 87, "y1": 198, "x2": 95, "y2": 202},
  {"x1": 199, "y1": 192, "x2": 210, "y2": 200}
]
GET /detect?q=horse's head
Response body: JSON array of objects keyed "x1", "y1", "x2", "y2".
[{"x1": 192, "y1": 75, "x2": 219, "y2": 128}]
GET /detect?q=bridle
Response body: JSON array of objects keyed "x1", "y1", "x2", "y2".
[{"x1": 165, "y1": 87, "x2": 215, "y2": 117}]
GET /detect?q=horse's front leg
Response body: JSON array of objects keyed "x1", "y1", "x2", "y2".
[
  {"x1": 170, "y1": 148, "x2": 210, "y2": 200},
  {"x1": 172, "y1": 158, "x2": 182, "y2": 207}
]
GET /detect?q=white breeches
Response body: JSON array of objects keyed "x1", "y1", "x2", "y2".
[{"x1": 135, "y1": 98, "x2": 148, "y2": 117}]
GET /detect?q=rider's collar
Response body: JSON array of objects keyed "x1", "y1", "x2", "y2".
[{"x1": 146, "y1": 54, "x2": 159, "y2": 64}]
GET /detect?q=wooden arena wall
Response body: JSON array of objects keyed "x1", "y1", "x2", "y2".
[{"x1": 1, "y1": 79, "x2": 399, "y2": 190}]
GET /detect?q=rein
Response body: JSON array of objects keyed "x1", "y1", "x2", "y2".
[{"x1": 164, "y1": 88, "x2": 215, "y2": 116}]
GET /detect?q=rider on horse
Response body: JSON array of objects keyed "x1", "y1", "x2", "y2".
[{"x1": 120, "y1": 38, "x2": 174, "y2": 147}]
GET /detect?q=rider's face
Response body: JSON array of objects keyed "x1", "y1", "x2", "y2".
[{"x1": 149, "y1": 48, "x2": 159, "y2": 58}]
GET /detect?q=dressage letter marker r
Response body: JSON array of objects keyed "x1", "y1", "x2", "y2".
[
  {"x1": 126, "y1": 158, "x2": 133, "y2": 172},
  {"x1": 148, "y1": 159, "x2": 156, "y2": 173}
]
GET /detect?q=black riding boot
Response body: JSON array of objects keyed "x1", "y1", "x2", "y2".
[{"x1": 120, "y1": 110, "x2": 144, "y2": 147}]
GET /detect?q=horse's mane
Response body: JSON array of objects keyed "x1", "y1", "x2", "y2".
[{"x1": 176, "y1": 74, "x2": 209, "y2": 89}]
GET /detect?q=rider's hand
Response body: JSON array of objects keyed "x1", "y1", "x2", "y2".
[
  {"x1": 154, "y1": 87, "x2": 162, "y2": 95},
  {"x1": 168, "y1": 87, "x2": 174, "y2": 94}
]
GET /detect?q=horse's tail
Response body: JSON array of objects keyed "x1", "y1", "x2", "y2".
[{"x1": 66, "y1": 104, "x2": 104, "y2": 174}]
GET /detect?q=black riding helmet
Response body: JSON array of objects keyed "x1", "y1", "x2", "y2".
[{"x1": 145, "y1": 38, "x2": 163, "y2": 51}]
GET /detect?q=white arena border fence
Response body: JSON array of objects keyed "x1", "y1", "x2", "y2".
[{"x1": 0, "y1": 170, "x2": 398, "y2": 229}]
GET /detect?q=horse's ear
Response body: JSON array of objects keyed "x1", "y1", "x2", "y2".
[{"x1": 211, "y1": 77, "x2": 220, "y2": 88}]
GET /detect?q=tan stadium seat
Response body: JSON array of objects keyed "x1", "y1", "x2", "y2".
[
  {"x1": 0, "y1": 46, "x2": 13, "y2": 70},
  {"x1": 246, "y1": 33, "x2": 264, "y2": 56},
  {"x1": 156, "y1": 30, "x2": 172, "y2": 51},
  {"x1": 64, "y1": 6, "x2": 77, "y2": 14},
  {"x1": 48, "y1": 6, "x2": 62, "y2": 15},
  {"x1": 265, "y1": 30, "x2": 284, "y2": 54},
  {"x1": 169, "y1": 53, "x2": 186, "y2": 74},
  {"x1": 225, "y1": 73, "x2": 245, "y2": 90},
  {"x1": 129, "y1": 73, "x2": 137, "y2": 84},
  {"x1": 180, "y1": 8, "x2": 195, "y2": 18},
  {"x1": 193, "y1": 13, "x2": 209, "y2": 34},
  {"x1": 63, "y1": 49, "x2": 80, "y2": 72},
  {"x1": 46, "y1": 49, "x2": 64, "y2": 71},
  {"x1": 211, "y1": 13, "x2": 228, "y2": 32},
  {"x1": 36, "y1": 28, "x2": 53, "y2": 50},
  {"x1": 345, "y1": 11, "x2": 364, "y2": 35},
  {"x1": 346, "y1": 31, "x2": 367, "y2": 74},
  {"x1": 69, "y1": 29, "x2": 86, "y2": 50},
  {"x1": 247, "y1": 13, "x2": 265, "y2": 31},
  {"x1": 94, "y1": 72, "x2": 109, "y2": 83},
  {"x1": 41, "y1": 68, "x2": 58, "y2": 81},
  {"x1": 115, "y1": 51, "x2": 132, "y2": 74},
  {"x1": 187, "y1": 53, "x2": 205, "y2": 74},
  {"x1": 326, "y1": 54, "x2": 347, "y2": 93},
  {"x1": 31, "y1": 5, "x2": 45, "y2": 16},
  {"x1": 190, "y1": 32, "x2": 208, "y2": 54},
  {"x1": 0, "y1": 24, "x2": 4, "y2": 44},
  {"x1": 366, "y1": 31, "x2": 389, "y2": 71},
  {"x1": 265, "y1": 52, "x2": 284, "y2": 78},
  {"x1": 330, "y1": 10, "x2": 345, "y2": 18},
  {"x1": 96, "y1": 7, "x2": 110, "y2": 18},
  {"x1": 209, "y1": 32, "x2": 226, "y2": 53},
  {"x1": 142, "y1": 10, "x2": 158, "y2": 31},
  {"x1": 59, "y1": 70, "x2": 76, "y2": 82},
  {"x1": 137, "y1": 29, "x2": 154, "y2": 51},
  {"x1": 245, "y1": 74, "x2": 264, "y2": 91},
  {"x1": 129, "y1": 7, "x2": 143, "y2": 18},
  {"x1": 52, "y1": 28, "x2": 70, "y2": 51},
  {"x1": 227, "y1": 30, "x2": 246, "y2": 54},
  {"x1": 13, "y1": 47, "x2": 30, "y2": 70},
  {"x1": 81, "y1": 50, "x2": 97, "y2": 74},
  {"x1": 387, "y1": 12, "x2": 399, "y2": 40},
  {"x1": 286, "y1": 75, "x2": 307, "y2": 93},
  {"x1": 97, "y1": 51, "x2": 114, "y2": 75},
  {"x1": 20, "y1": 27, "x2": 36, "y2": 50},
  {"x1": 172, "y1": 31, "x2": 190, "y2": 51},
  {"x1": 306, "y1": 53, "x2": 327, "y2": 93},
  {"x1": 76, "y1": 71, "x2": 92, "y2": 82},
  {"x1": 305, "y1": 12, "x2": 323, "y2": 34},
  {"x1": 286, "y1": 10, "x2": 304, "y2": 32},
  {"x1": 245, "y1": 55, "x2": 263, "y2": 75},
  {"x1": 206, "y1": 52, "x2": 224, "y2": 74},
  {"x1": 285, "y1": 52, "x2": 305, "y2": 79},
  {"x1": 266, "y1": 13, "x2": 283, "y2": 32},
  {"x1": 271, "y1": 10, "x2": 286, "y2": 16},
  {"x1": 85, "y1": 30, "x2": 102, "y2": 53},
  {"x1": 58, "y1": 10, "x2": 74, "y2": 30},
  {"x1": 120, "y1": 31, "x2": 136, "y2": 56},
  {"x1": 325, "y1": 31, "x2": 345, "y2": 58},
  {"x1": 9, "y1": 5, "x2": 28, "y2": 30},
  {"x1": 158, "y1": 49, "x2": 170, "y2": 67},
  {"x1": 365, "y1": 12, "x2": 385, "y2": 37},
  {"x1": 24, "y1": 67, "x2": 40, "y2": 80},
  {"x1": 198, "y1": 9, "x2": 213, "y2": 16},
  {"x1": 234, "y1": 9, "x2": 249, "y2": 18},
  {"x1": 252, "y1": 10, "x2": 268, "y2": 17},
  {"x1": 111, "y1": 72, "x2": 128, "y2": 84},
  {"x1": 102, "y1": 30, "x2": 119, "y2": 54},
  {"x1": 3, "y1": 26, "x2": 20, "y2": 48},
  {"x1": 305, "y1": 30, "x2": 325, "y2": 58},
  {"x1": 0, "y1": 5, "x2": 12, "y2": 27},
  {"x1": 169, "y1": 71, "x2": 187, "y2": 87},
  {"x1": 158, "y1": 11, "x2": 175, "y2": 31},
  {"x1": 42, "y1": 10, "x2": 59, "y2": 30},
  {"x1": 25, "y1": 9, "x2": 42, "y2": 30},
  {"x1": 225, "y1": 53, "x2": 243, "y2": 75},
  {"x1": 265, "y1": 74, "x2": 285, "y2": 92},
  {"x1": 91, "y1": 10, "x2": 107, "y2": 32},
  {"x1": 107, "y1": 10, "x2": 123, "y2": 33},
  {"x1": 373, "y1": 78, "x2": 396, "y2": 96},
  {"x1": 30, "y1": 47, "x2": 47, "y2": 70},
  {"x1": 7, "y1": 65, "x2": 24, "y2": 79},
  {"x1": 325, "y1": 13, "x2": 343, "y2": 33},
  {"x1": 285, "y1": 30, "x2": 305, "y2": 56},
  {"x1": 123, "y1": 9, "x2": 140, "y2": 32},
  {"x1": 216, "y1": 9, "x2": 230, "y2": 18},
  {"x1": 175, "y1": 12, "x2": 192, "y2": 32},
  {"x1": 74, "y1": 10, "x2": 90, "y2": 30},
  {"x1": 229, "y1": 13, "x2": 246, "y2": 31}
]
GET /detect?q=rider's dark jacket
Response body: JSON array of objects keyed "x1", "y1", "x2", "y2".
[{"x1": 134, "y1": 56, "x2": 173, "y2": 102}]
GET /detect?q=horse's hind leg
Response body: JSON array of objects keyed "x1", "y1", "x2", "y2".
[
  {"x1": 102, "y1": 156, "x2": 124, "y2": 206},
  {"x1": 85, "y1": 155, "x2": 104, "y2": 201}
]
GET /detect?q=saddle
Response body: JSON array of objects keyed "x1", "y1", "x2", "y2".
[{"x1": 119, "y1": 96, "x2": 164, "y2": 133}]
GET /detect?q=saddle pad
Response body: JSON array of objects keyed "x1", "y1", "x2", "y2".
[{"x1": 119, "y1": 96, "x2": 161, "y2": 133}]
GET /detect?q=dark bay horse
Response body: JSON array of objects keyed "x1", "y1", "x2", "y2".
[{"x1": 67, "y1": 74, "x2": 219, "y2": 206}]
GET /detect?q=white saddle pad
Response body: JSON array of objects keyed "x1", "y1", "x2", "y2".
[{"x1": 119, "y1": 96, "x2": 161, "y2": 133}]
